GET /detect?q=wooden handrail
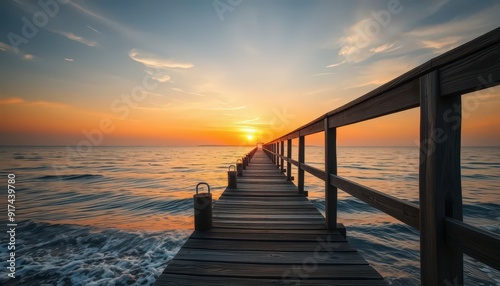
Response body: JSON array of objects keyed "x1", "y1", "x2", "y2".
[{"x1": 263, "y1": 27, "x2": 500, "y2": 285}]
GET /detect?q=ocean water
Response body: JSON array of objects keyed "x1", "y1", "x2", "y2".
[{"x1": 0, "y1": 146, "x2": 498, "y2": 285}]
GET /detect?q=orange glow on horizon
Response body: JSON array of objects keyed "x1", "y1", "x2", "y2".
[{"x1": 2, "y1": 90, "x2": 499, "y2": 146}]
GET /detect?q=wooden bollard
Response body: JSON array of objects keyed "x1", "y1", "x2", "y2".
[
  {"x1": 194, "y1": 182, "x2": 212, "y2": 231},
  {"x1": 236, "y1": 159, "x2": 243, "y2": 176},
  {"x1": 228, "y1": 165, "x2": 237, "y2": 189},
  {"x1": 242, "y1": 157, "x2": 247, "y2": 170}
]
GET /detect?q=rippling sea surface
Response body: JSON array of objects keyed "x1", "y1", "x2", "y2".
[{"x1": 0, "y1": 146, "x2": 498, "y2": 285}]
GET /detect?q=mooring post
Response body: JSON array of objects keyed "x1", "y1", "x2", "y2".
[
  {"x1": 194, "y1": 182, "x2": 212, "y2": 231},
  {"x1": 228, "y1": 165, "x2": 237, "y2": 189},
  {"x1": 236, "y1": 159, "x2": 243, "y2": 176}
]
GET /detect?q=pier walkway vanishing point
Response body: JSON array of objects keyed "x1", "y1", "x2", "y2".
[
  {"x1": 155, "y1": 27, "x2": 500, "y2": 285},
  {"x1": 155, "y1": 148, "x2": 387, "y2": 285}
]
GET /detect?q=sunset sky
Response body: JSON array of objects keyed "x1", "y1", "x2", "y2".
[{"x1": 1, "y1": 0, "x2": 499, "y2": 146}]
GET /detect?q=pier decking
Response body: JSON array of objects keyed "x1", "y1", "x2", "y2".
[
  {"x1": 155, "y1": 148, "x2": 387, "y2": 285},
  {"x1": 155, "y1": 28, "x2": 500, "y2": 285}
]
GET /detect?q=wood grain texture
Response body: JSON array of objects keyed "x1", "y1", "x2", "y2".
[
  {"x1": 298, "y1": 136, "x2": 305, "y2": 195},
  {"x1": 300, "y1": 163, "x2": 325, "y2": 181},
  {"x1": 155, "y1": 274, "x2": 388, "y2": 286},
  {"x1": 419, "y1": 70, "x2": 463, "y2": 285},
  {"x1": 287, "y1": 139, "x2": 292, "y2": 181},
  {"x1": 155, "y1": 149, "x2": 386, "y2": 285},
  {"x1": 330, "y1": 174, "x2": 419, "y2": 230},
  {"x1": 325, "y1": 119, "x2": 338, "y2": 231},
  {"x1": 440, "y1": 43, "x2": 500, "y2": 96},
  {"x1": 445, "y1": 218, "x2": 500, "y2": 270},
  {"x1": 163, "y1": 261, "x2": 383, "y2": 279}
]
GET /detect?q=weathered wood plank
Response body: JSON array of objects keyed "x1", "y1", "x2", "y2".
[
  {"x1": 194, "y1": 228, "x2": 340, "y2": 235},
  {"x1": 299, "y1": 119, "x2": 324, "y2": 137},
  {"x1": 445, "y1": 218, "x2": 500, "y2": 270},
  {"x1": 325, "y1": 120, "x2": 338, "y2": 231},
  {"x1": 440, "y1": 43, "x2": 500, "y2": 96},
  {"x1": 329, "y1": 79, "x2": 420, "y2": 128},
  {"x1": 162, "y1": 261, "x2": 384, "y2": 279},
  {"x1": 156, "y1": 274, "x2": 388, "y2": 286},
  {"x1": 213, "y1": 222, "x2": 326, "y2": 230},
  {"x1": 298, "y1": 135, "x2": 305, "y2": 194},
  {"x1": 213, "y1": 214, "x2": 325, "y2": 219},
  {"x1": 330, "y1": 174, "x2": 420, "y2": 229},
  {"x1": 300, "y1": 162, "x2": 326, "y2": 180},
  {"x1": 419, "y1": 70, "x2": 463, "y2": 285},
  {"x1": 182, "y1": 239, "x2": 355, "y2": 252},
  {"x1": 287, "y1": 138, "x2": 292, "y2": 181},
  {"x1": 189, "y1": 231, "x2": 346, "y2": 242},
  {"x1": 213, "y1": 207, "x2": 321, "y2": 214},
  {"x1": 174, "y1": 249, "x2": 368, "y2": 265}
]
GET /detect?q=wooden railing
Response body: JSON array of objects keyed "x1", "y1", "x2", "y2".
[{"x1": 263, "y1": 27, "x2": 500, "y2": 285}]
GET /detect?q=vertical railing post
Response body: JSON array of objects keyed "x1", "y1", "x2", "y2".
[
  {"x1": 276, "y1": 142, "x2": 280, "y2": 168},
  {"x1": 419, "y1": 70, "x2": 463, "y2": 286},
  {"x1": 324, "y1": 118, "x2": 338, "y2": 231},
  {"x1": 275, "y1": 142, "x2": 278, "y2": 167},
  {"x1": 272, "y1": 143, "x2": 275, "y2": 164},
  {"x1": 286, "y1": 139, "x2": 292, "y2": 181},
  {"x1": 298, "y1": 135, "x2": 305, "y2": 195},
  {"x1": 280, "y1": 141, "x2": 285, "y2": 173}
]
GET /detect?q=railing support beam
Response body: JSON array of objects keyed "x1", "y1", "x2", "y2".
[
  {"x1": 419, "y1": 70, "x2": 463, "y2": 286},
  {"x1": 324, "y1": 119, "x2": 338, "y2": 231},
  {"x1": 286, "y1": 139, "x2": 292, "y2": 181},
  {"x1": 280, "y1": 141, "x2": 285, "y2": 173},
  {"x1": 298, "y1": 136, "x2": 305, "y2": 195}
]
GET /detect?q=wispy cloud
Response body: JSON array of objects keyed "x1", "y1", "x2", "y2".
[
  {"x1": 54, "y1": 30, "x2": 97, "y2": 47},
  {"x1": 326, "y1": 60, "x2": 345, "y2": 68},
  {"x1": 0, "y1": 97, "x2": 69, "y2": 109},
  {"x1": 204, "y1": 106, "x2": 247, "y2": 111},
  {"x1": 305, "y1": 88, "x2": 332, "y2": 96},
  {"x1": 236, "y1": 118, "x2": 261, "y2": 124},
  {"x1": 170, "y1": 87, "x2": 206, "y2": 97},
  {"x1": 405, "y1": 3, "x2": 499, "y2": 54},
  {"x1": 145, "y1": 70, "x2": 171, "y2": 83},
  {"x1": 0, "y1": 97, "x2": 25, "y2": 105},
  {"x1": 311, "y1": 72, "x2": 337, "y2": 77},
  {"x1": 336, "y1": 17, "x2": 383, "y2": 63},
  {"x1": 0, "y1": 42, "x2": 34, "y2": 60},
  {"x1": 421, "y1": 36, "x2": 462, "y2": 52},
  {"x1": 64, "y1": 58, "x2": 75, "y2": 62},
  {"x1": 129, "y1": 49, "x2": 193, "y2": 69},
  {"x1": 343, "y1": 80, "x2": 385, "y2": 90},
  {"x1": 86, "y1": 25, "x2": 102, "y2": 34},
  {"x1": 369, "y1": 43, "x2": 398, "y2": 53},
  {"x1": 69, "y1": 2, "x2": 141, "y2": 41},
  {"x1": 0, "y1": 41, "x2": 12, "y2": 52}
]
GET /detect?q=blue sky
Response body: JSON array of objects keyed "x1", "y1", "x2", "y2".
[{"x1": 0, "y1": 0, "x2": 499, "y2": 145}]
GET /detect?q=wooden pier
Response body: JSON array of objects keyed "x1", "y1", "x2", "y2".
[
  {"x1": 155, "y1": 28, "x2": 500, "y2": 285},
  {"x1": 155, "y1": 148, "x2": 387, "y2": 285}
]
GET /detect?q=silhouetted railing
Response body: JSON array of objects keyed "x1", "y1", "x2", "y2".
[{"x1": 263, "y1": 27, "x2": 500, "y2": 285}]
